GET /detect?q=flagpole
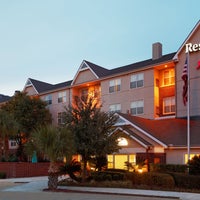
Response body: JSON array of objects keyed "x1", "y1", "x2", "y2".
[{"x1": 187, "y1": 52, "x2": 190, "y2": 174}]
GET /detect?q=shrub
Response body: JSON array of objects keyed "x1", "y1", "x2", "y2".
[
  {"x1": 131, "y1": 172, "x2": 175, "y2": 189},
  {"x1": 170, "y1": 173, "x2": 200, "y2": 189},
  {"x1": 91, "y1": 171, "x2": 125, "y2": 181},
  {"x1": 150, "y1": 164, "x2": 187, "y2": 173},
  {"x1": 188, "y1": 155, "x2": 200, "y2": 175},
  {"x1": 0, "y1": 172, "x2": 6, "y2": 179}
]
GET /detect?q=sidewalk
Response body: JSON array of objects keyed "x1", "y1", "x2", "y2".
[{"x1": 1, "y1": 176, "x2": 200, "y2": 200}]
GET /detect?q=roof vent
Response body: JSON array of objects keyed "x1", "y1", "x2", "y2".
[{"x1": 152, "y1": 42, "x2": 162, "y2": 60}]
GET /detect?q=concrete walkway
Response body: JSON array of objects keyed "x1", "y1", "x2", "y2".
[{"x1": 0, "y1": 176, "x2": 200, "y2": 200}]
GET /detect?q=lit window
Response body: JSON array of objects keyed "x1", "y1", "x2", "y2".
[
  {"x1": 184, "y1": 154, "x2": 200, "y2": 164},
  {"x1": 163, "y1": 69, "x2": 174, "y2": 86},
  {"x1": 57, "y1": 112, "x2": 65, "y2": 125},
  {"x1": 163, "y1": 96, "x2": 175, "y2": 114},
  {"x1": 118, "y1": 137, "x2": 128, "y2": 146},
  {"x1": 58, "y1": 91, "x2": 66, "y2": 103},
  {"x1": 131, "y1": 100, "x2": 144, "y2": 115},
  {"x1": 130, "y1": 73, "x2": 144, "y2": 88},
  {"x1": 107, "y1": 155, "x2": 114, "y2": 168},
  {"x1": 109, "y1": 79, "x2": 121, "y2": 93},
  {"x1": 44, "y1": 95, "x2": 52, "y2": 105},
  {"x1": 109, "y1": 104, "x2": 121, "y2": 113}
]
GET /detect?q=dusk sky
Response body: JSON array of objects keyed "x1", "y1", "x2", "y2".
[{"x1": 0, "y1": 0, "x2": 199, "y2": 96}]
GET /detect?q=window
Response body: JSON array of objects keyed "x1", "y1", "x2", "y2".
[
  {"x1": 9, "y1": 140, "x2": 18, "y2": 149},
  {"x1": 163, "y1": 69, "x2": 174, "y2": 86},
  {"x1": 163, "y1": 96, "x2": 175, "y2": 114},
  {"x1": 184, "y1": 154, "x2": 200, "y2": 164},
  {"x1": 58, "y1": 91, "x2": 66, "y2": 103},
  {"x1": 109, "y1": 104, "x2": 121, "y2": 113},
  {"x1": 109, "y1": 79, "x2": 121, "y2": 93},
  {"x1": 58, "y1": 112, "x2": 65, "y2": 125},
  {"x1": 131, "y1": 100, "x2": 144, "y2": 115},
  {"x1": 44, "y1": 95, "x2": 52, "y2": 105},
  {"x1": 130, "y1": 73, "x2": 144, "y2": 88}
]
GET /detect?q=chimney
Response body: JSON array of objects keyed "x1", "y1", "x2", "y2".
[{"x1": 152, "y1": 42, "x2": 162, "y2": 60}]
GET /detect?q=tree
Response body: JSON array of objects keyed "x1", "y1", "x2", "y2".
[
  {"x1": 0, "y1": 110, "x2": 19, "y2": 158},
  {"x1": 1, "y1": 92, "x2": 52, "y2": 160},
  {"x1": 64, "y1": 96, "x2": 120, "y2": 181},
  {"x1": 188, "y1": 155, "x2": 200, "y2": 175},
  {"x1": 27, "y1": 125, "x2": 75, "y2": 190}
]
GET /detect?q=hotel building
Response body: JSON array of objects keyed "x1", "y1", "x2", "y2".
[{"x1": 2, "y1": 20, "x2": 200, "y2": 169}]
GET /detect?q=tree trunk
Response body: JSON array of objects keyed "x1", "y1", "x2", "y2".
[
  {"x1": 82, "y1": 158, "x2": 87, "y2": 182},
  {"x1": 48, "y1": 162, "x2": 59, "y2": 190}
]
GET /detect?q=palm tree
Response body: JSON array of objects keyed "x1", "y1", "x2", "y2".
[{"x1": 29, "y1": 125, "x2": 75, "y2": 190}]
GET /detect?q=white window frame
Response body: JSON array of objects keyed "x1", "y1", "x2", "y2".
[
  {"x1": 109, "y1": 79, "x2": 121, "y2": 93},
  {"x1": 58, "y1": 91, "x2": 66, "y2": 103},
  {"x1": 162, "y1": 68, "x2": 175, "y2": 86},
  {"x1": 44, "y1": 95, "x2": 52, "y2": 105},
  {"x1": 163, "y1": 96, "x2": 175, "y2": 115},
  {"x1": 109, "y1": 104, "x2": 121, "y2": 113},
  {"x1": 130, "y1": 73, "x2": 144, "y2": 89},
  {"x1": 131, "y1": 100, "x2": 144, "y2": 115}
]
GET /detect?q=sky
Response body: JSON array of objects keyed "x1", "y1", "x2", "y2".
[{"x1": 0, "y1": 0, "x2": 199, "y2": 96}]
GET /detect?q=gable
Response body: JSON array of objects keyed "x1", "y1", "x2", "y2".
[
  {"x1": 71, "y1": 60, "x2": 101, "y2": 86},
  {"x1": 73, "y1": 69, "x2": 97, "y2": 85},
  {"x1": 174, "y1": 20, "x2": 200, "y2": 60}
]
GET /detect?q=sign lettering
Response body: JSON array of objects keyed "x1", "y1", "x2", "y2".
[{"x1": 185, "y1": 43, "x2": 200, "y2": 53}]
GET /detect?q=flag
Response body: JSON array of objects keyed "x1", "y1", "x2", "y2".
[
  {"x1": 196, "y1": 60, "x2": 200, "y2": 70},
  {"x1": 182, "y1": 57, "x2": 188, "y2": 106}
]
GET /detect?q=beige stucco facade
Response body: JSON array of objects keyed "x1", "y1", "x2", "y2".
[{"x1": 6, "y1": 20, "x2": 199, "y2": 167}]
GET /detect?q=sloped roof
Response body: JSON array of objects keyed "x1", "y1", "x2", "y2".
[
  {"x1": 28, "y1": 78, "x2": 53, "y2": 93},
  {"x1": 27, "y1": 78, "x2": 72, "y2": 94},
  {"x1": 84, "y1": 52, "x2": 176, "y2": 79},
  {"x1": 119, "y1": 113, "x2": 200, "y2": 148},
  {"x1": 107, "y1": 52, "x2": 176, "y2": 77},
  {"x1": 0, "y1": 94, "x2": 11, "y2": 103},
  {"x1": 84, "y1": 60, "x2": 109, "y2": 77},
  {"x1": 25, "y1": 52, "x2": 175, "y2": 94}
]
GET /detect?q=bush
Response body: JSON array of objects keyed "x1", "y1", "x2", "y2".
[
  {"x1": 188, "y1": 155, "x2": 200, "y2": 175},
  {"x1": 150, "y1": 164, "x2": 187, "y2": 173},
  {"x1": 130, "y1": 172, "x2": 175, "y2": 189},
  {"x1": 0, "y1": 172, "x2": 6, "y2": 179},
  {"x1": 91, "y1": 171, "x2": 125, "y2": 181},
  {"x1": 170, "y1": 173, "x2": 200, "y2": 189}
]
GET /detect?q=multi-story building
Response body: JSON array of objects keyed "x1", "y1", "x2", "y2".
[{"x1": 2, "y1": 20, "x2": 200, "y2": 169}]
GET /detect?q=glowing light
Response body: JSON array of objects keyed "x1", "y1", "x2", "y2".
[{"x1": 118, "y1": 137, "x2": 128, "y2": 146}]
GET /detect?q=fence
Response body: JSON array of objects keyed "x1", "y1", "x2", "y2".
[{"x1": 0, "y1": 162, "x2": 50, "y2": 178}]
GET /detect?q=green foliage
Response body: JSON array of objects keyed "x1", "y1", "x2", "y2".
[
  {"x1": 27, "y1": 125, "x2": 75, "y2": 163},
  {"x1": 1, "y1": 92, "x2": 52, "y2": 161},
  {"x1": 170, "y1": 173, "x2": 200, "y2": 189},
  {"x1": 64, "y1": 96, "x2": 120, "y2": 180},
  {"x1": 0, "y1": 172, "x2": 6, "y2": 179},
  {"x1": 59, "y1": 159, "x2": 81, "y2": 182},
  {"x1": 129, "y1": 172, "x2": 175, "y2": 189},
  {"x1": 150, "y1": 164, "x2": 187, "y2": 173},
  {"x1": 89, "y1": 155, "x2": 107, "y2": 171},
  {"x1": 2, "y1": 92, "x2": 52, "y2": 135},
  {"x1": 188, "y1": 155, "x2": 200, "y2": 175},
  {"x1": 91, "y1": 171, "x2": 125, "y2": 181}
]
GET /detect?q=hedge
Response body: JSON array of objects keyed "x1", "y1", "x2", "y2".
[{"x1": 129, "y1": 172, "x2": 175, "y2": 189}]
